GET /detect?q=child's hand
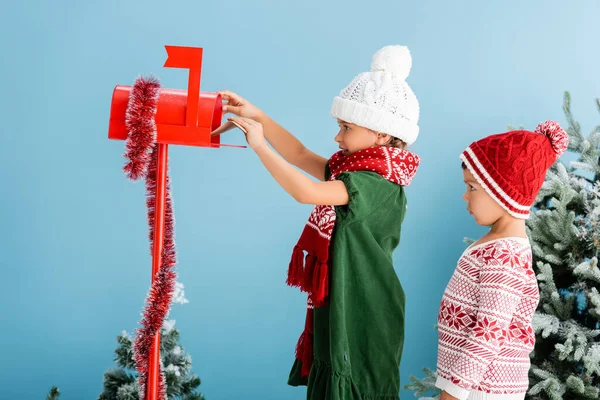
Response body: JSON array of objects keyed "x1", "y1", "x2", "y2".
[
  {"x1": 440, "y1": 391, "x2": 459, "y2": 400},
  {"x1": 211, "y1": 91, "x2": 264, "y2": 137},
  {"x1": 228, "y1": 117, "x2": 266, "y2": 151},
  {"x1": 221, "y1": 91, "x2": 263, "y2": 119}
]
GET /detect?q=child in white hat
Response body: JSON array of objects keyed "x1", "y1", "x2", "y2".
[{"x1": 214, "y1": 45, "x2": 420, "y2": 400}]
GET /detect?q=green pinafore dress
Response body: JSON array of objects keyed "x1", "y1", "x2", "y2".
[{"x1": 288, "y1": 167, "x2": 408, "y2": 400}]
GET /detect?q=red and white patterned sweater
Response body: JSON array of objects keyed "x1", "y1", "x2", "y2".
[{"x1": 435, "y1": 237, "x2": 539, "y2": 400}]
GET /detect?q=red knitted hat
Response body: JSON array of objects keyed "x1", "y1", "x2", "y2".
[{"x1": 459, "y1": 120, "x2": 568, "y2": 219}]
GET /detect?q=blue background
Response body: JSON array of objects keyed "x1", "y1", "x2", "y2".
[{"x1": 1, "y1": 1, "x2": 599, "y2": 399}]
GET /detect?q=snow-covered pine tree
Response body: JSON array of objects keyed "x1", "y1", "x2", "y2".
[
  {"x1": 406, "y1": 92, "x2": 600, "y2": 399},
  {"x1": 525, "y1": 92, "x2": 600, "y2": 399},
  {"x1": 98, "y1": 320, "x2": 205, "y2": 400},
  {"x1": 98, "y1": 282, "x2": 205, "y2": 400},
  {"x1": 44, "y1": 285, "x2": 201, "y2": 400}
]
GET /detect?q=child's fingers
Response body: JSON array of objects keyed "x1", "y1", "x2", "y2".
[
  {"x1": 229, "y1": 118, "x2": 248, "y2": 134},
  {"x1": 210, "y1": 121, "x2": 236, "y2": 137},
  {"x1": 230, "y1": 116, "x2": 257, "y2": 127},
  {"x1": 235, "y1": 117, "x2": 258, "y2": 125},
  {"x1": 229, "y1": 116, "x2": 249, "y2": 126},
  {"x1": 219, "y1": 90, "x2": 244, "y2": 106},
  {"x1": 222, "y1": 104, "x2": 241, "y2": 116}
]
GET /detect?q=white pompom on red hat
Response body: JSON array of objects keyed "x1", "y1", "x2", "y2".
[{"x1": 534, "y1": 120, "x2": 569, "y2": 157}]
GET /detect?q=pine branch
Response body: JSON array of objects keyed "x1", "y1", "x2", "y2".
[
  {"x1": 116, "y1": 383, "x2": 138, "y2": 400},
  {"x1": 115, "y1": 331, "x2": 136, "y2": 370},
  {"x1": 404, "y1": 367, "x2": 440, "y2": 399},
  {"x1": 46, "y1": 386, "x2": 60, "y2": 400},
  {"x1": 563, "y1": 91, "x2": 584, "y2": 151}
]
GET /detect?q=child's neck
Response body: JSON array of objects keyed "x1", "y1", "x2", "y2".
[
  {"x1": 487, "y1": 215, "x2": 527, "y2": 239},
  {"x1": 470, "y1": 216, "x2": 527, "y2": 248}
]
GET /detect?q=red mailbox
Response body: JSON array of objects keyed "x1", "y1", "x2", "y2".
[
  {"x1": 108, "y1": 45, "x2": 240, "y2": 400},
  {"x1": 109, "y1": 87, "x2": 225, "y2": 147},
  {"x1": 109, "y1": 45, "x2": 242, "y2": 148}
]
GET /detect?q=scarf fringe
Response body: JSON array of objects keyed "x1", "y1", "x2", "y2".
[
  {"x1": 294, "y1": 308, "x2": 314, "y2": 378},
  {"x1": 286, "y1": 246, "x2": 305, "y2": 288},
  {"x1": 286, "y1": 247, "x2": 329, "y2": 307}
]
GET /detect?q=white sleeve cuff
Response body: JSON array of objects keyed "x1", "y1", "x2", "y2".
[{"x1": 435, "y1": 376, "x2": 472, "y2": 400}]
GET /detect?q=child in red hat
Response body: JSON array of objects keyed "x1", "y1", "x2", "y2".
[{"x1": 435, "y1": 121, "x2": 569, "y2": 400}]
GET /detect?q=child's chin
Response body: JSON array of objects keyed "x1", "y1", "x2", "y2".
[{"x1": 472, "y1": 216, "x2": 489, "y2": 226}]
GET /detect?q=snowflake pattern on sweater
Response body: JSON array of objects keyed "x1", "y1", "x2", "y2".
[{"x1": 436, "y1": 237, "x2": 539, "y2": 400}]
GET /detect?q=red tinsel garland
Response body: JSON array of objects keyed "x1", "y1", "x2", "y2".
[{"x1": 122, "y1": 76, "x2": 177, "y2": 400}]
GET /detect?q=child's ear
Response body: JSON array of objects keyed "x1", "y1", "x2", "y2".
[{"x1": 376, "y1": 133, "x2": 392, "y2": 146}]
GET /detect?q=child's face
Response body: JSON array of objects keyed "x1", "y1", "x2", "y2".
[
  {"x1": 462, "y1": 168, "x2": 506, "y2": 226},
  {"x1": 334, "y1": 119, "x2": 390, "y2": 156}
]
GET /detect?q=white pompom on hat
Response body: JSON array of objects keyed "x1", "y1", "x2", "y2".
[{"x1": 330, "y1": 45, "x2": 420, "y2": 145}]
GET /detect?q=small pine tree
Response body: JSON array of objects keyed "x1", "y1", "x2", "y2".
[
  {"x1": 406, "y1": 92, "x2": 600, "y2": 399},
  {"x1": 97, "y1": 282, "x2": 202, "y2": 400},
  {"x1": 98, "y1": 320, "x2": 205, "y2": 400},
  {"x1": 46, "y1": 386, "x2": 60, "y2": 400}
]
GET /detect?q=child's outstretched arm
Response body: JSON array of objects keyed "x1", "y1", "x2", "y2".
[
  {"x1": 229, "y1": 116, "x2": 348, "y2": 206},
  {"x1": 212, "y1": 91, "x2": 328, "y2": 181}
]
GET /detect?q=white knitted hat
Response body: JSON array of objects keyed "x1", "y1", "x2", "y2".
[{"x1": 330, "y1": 45, "x2": 420, "y2": 145}]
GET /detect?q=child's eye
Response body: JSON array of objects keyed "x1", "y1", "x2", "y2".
[
  {"x1": 337, "y1": 123, "x2": 351, "y2": 132},
  {"x1": 469, "y1": 185, "x2": 476, "y2": 191}
]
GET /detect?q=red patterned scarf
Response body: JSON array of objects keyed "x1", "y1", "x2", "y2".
[{"x1": 286, "y1": 146, "x2": 420, "y2": 377}]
